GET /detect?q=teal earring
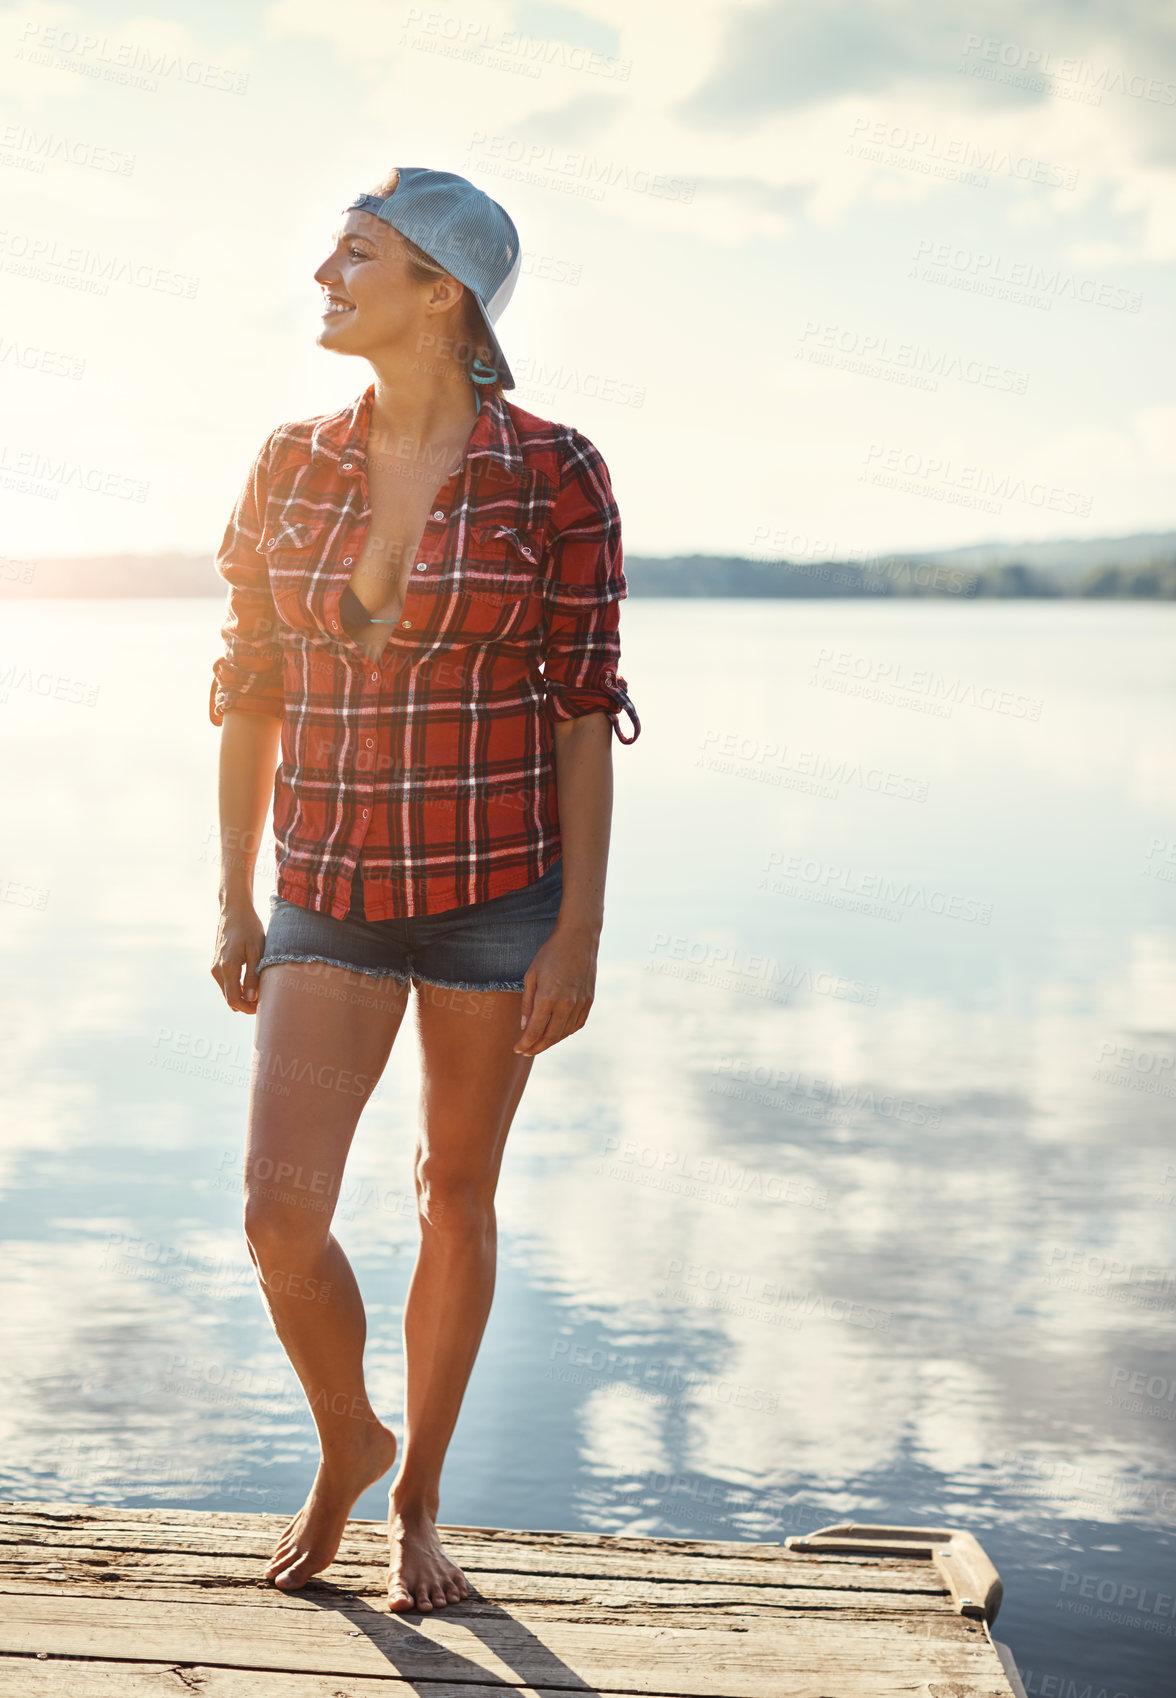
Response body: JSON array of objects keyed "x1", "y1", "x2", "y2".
[{"x1": 470, "y1": 357, "x2": 498, "y2": 385}]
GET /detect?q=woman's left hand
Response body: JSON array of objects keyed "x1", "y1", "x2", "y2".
[{"x1": 515, "y1": 923, "x2": 598, "y2": 1055}]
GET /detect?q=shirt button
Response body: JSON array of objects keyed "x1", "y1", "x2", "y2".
[
  {"x1": 343, "y1": 556, "x2": 354, "y2": 566},
  {"x1": 365, "y1": 737, "x2": 374, "y2": 748},
  {"x1": 362, "y1": 808, "x2": 369, "y2": 819},
  {"x1": 265, "y1": 538, "x2": 276, "y2": 549},
  {"x1": 401, "y1": 619, "x2": 412, "y2": 628},
  {"x1": 370, "y1": 671, "x2": 379, "y2": 682},
  {"x1": 415, "y1": 562, "x2": 427, "y2": 572},
  {"x1": 432, "y1": 510, "x2": 444, "y2": 521}
]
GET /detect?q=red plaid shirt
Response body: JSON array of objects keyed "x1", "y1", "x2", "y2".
[{"x1": 209, "y1": 382, "x2": 640, "y2": 920}]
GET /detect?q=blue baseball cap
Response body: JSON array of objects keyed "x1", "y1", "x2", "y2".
[{"x1": 346, "y1": 167, "x2": 521, "y2": 389}]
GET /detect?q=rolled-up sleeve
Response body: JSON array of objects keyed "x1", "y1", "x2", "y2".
[
  {"x1": 539, "y1": 428, "x2": 641, "y2": 745},
  {"x1": 208, "y1": 430, "x2": 286, "y2": 726}
]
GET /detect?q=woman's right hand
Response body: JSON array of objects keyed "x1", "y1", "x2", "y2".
[{"x1": 212, "y1": 901, "x2": 267, "y2": 1013}]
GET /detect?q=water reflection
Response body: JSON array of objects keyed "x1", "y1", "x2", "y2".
[{"x1": 0, "y1": 600, "x2": 1173, "y2": 1695}]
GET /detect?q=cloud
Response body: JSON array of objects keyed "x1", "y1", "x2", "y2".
[
  {"x1": 691, "y1": 172, "x2": 811, "y2": 229},
  {"x1": 512, "y1": 0, "x2": 622, "y2": 60},
  {"x1": 517, "y1": 89, "x2": 626, "y2": 144},
  {"x1": 676, "y1": 0, "x2": 1176, "y2": 129},
  {"x1": 677, "y1": 0, "x2": 960, "y2": 125}
]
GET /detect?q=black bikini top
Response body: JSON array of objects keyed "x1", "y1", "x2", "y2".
[{"x1": 338, "y1": 583, "x2": 379, "y2": 637}]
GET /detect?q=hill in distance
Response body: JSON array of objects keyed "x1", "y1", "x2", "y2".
[{"x1": 3, "y1": 531, "x2": 1175, "y2": 598}]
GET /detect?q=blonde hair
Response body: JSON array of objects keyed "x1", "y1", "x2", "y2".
[{"x1": 369, "y1": 168, "x2": 505, "y2": 398}]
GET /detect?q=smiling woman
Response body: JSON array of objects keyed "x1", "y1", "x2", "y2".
[
  {"x1": 208, "y1": 167, "x2": 640, "y2": 1622},
  {"x1": 317, "y1": 165, "x2": 511, "y2": 399}
]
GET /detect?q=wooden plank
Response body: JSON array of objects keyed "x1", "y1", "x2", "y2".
[
  {"x1": 0, "y1": 1504, "x2": 784, "y2": 1559},
  {"x1": 0, "y1": 1510, "x2": 942, "y2": 1594},
  {"x1": 0, "y1": 1543, "x2": 939, "y2": 1595},
  {"x1": 0, "y1": 1536, "x2": 952, "y2": 1605},
  {"x1": 0, "y1": 1572, "x2": 954, "y2": 1617},
  {"x1": 0, "y1": 1592, "x2": 1004, "y2": 1697},
  {"x1": 0, "y1": 1657, "x2": 1010, "y2": 1698}
]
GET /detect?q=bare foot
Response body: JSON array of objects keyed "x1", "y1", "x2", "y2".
[
  {"x1": 265, "y1": 1421, "x2": 399, "y2": 1590},
  {"x1": 387, "y1": 1503, "x2": 470, "y2": 1611}
]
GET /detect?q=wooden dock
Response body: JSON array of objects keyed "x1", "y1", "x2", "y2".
[{"x1": 0, "y1": 1501, "x2": 1026, "y2": 1696}]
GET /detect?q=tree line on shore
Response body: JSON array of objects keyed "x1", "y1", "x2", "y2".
[
  {"x1": 3, "y1": 551, "x2": 1174, "y2": 599},
  {"x1": 623, "y1": 553, "x2": 1176, "y2": 598}
]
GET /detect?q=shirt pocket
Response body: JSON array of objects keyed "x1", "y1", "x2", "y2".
[
  {"x1": 459, "y1": 523, "x2": 543, "y2": 638},
  {"x1": 256, "y1": 519, "x2": 318, "y2": 631}
]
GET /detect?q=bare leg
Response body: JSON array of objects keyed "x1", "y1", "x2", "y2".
[
  {"x1": 386, "y1": 980, "x2": 535, "y2": 1612},
  {"x1": 242, "y1": 960, "x2": 411, "y2": 1590}
]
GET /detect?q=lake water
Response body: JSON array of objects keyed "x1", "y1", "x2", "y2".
[{"x1": 1, "y1": 598, "x2": 1173, "y2": 1694}]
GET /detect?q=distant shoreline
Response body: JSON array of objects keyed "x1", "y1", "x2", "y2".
[{"x1": 3, "y1": 534, "x2": 1175, "y2": 599}]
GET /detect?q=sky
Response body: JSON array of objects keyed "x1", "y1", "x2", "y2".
[{"x1": 1, "y1": 0, "x2": 1173, "y2": 562}]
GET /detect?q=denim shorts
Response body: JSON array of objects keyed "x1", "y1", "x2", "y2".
[{"x1": 259, "y1": 858, "x2": 563, "y2": 993}]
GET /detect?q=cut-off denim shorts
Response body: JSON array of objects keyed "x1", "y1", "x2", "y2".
[{"x1": 259, "y1": 858, "x2": 563, "y2": 993}]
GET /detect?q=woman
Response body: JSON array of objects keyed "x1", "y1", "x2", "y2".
[{"x1": 208, "y1": 166, "x2": 640, "y2": 1613}]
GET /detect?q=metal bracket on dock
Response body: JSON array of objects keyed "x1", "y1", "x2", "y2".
[{"x1": 783, "y1": 1521, "x2": 1004, "y2": 1625}]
